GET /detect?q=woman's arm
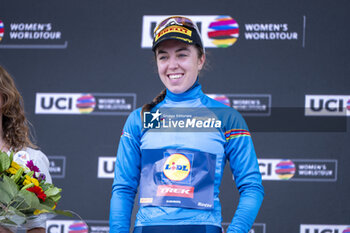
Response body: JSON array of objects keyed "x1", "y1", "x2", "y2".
[
  {"x1": 224, "y1": 114, "x2": 264, "y2": 233},
  {"x1": 110, "y1": 110, "x2": 142, "y2": 233}
]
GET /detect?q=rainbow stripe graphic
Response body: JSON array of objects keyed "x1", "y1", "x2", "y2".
[
  {"x1": 208, "y1": 16, "x2": 239, "y2": 48},
  {"x1": 347, "y1": 99, "x2": 350, "y2": 111},
  {"x1": 76, "y1": 94, "x2": 96, "y2": 114},
  {"x1": 275, "y1": 160, "x2": 296, "y2": 180},
  {"x1": 0, "y1": 20, "x2": 4, "y2": 42},
  {"x1": 68, "y1": 221, "x2": 88, "y2": 233},
  {"x1": 343, "y1": 227, "x2": 350, "y2": 233},
  {"x1": 225, "y1": 129, "x2": 250, "y2": 141}
]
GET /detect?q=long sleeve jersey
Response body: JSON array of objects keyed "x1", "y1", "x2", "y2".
[{"x1": 110, "y1": 81, "x2": 264, "y2": 233}]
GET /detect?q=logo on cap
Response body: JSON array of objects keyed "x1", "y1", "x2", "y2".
[{"x1": 155, "y1": 25, "x2": 192, "y2": 42}]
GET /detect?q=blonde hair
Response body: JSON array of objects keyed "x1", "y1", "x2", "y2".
[{"x1": 0, "y1": 66, "x2": 36, "y2": 152}]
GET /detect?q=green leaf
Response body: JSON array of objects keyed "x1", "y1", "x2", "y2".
[
  {"x1": 36, "y1": 203, "x2": 54, "y2": 213},
  {"x1": 7, "y1": 206, "x2": 26, "y2": 225},
  {"x1": 10, "y1": 206, "x2": 26, "y2": 217},
  {"x1": 9, "y1": 151, "x2": 14, "y2": 163},
  {"x1": 45, "y1": 187, "x2": 61, "y2": 197},
  {"x1": 0, "y1": 217, "x2": 18, "y2": 226},
  {"x1": 40, "y1": 183, "x2": 51, "y2": 192},
  {"x1": 53, "y1": 209, "x2": 74, "y2": 217},
  {"x1": 0, "y1": 152, "x2": 11, "y2": 173},
  {"x1": 0, "y1": 176, "x2": 19, "y2": 203},
  {"x1": 17, "y1": 189, "x2": 41, "y2": 210},
  {"x1": 48, "y1": 193, "x2": 61, "y2": 203},
  {"x1": 41, "y1": 198, "x2": 56, "y2": 209},
  {"x1": 13, "y1": 195, "x2": 30, "y2": 210}
]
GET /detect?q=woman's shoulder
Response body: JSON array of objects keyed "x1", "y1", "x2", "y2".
[{"x1": 18, "y1": 147, "x2": 49, "y2": 163}]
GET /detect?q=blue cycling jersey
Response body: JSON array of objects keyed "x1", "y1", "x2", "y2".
[{"x1": 110, "y1": 81, "x2": 264, "y2": 233}]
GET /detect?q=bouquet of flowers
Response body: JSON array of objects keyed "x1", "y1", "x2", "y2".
[{"x1": 0, "y1": 150, "x2": 71, "y2": 229}]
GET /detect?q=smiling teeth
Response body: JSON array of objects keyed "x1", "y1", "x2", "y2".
[{"x1": 169, "y1": 74, "x2": 182, "y2": 79}]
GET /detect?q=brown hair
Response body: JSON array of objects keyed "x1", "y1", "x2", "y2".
[
  {"x1": 141, "y1": 44, "x2": 205, "y2": 115},
  {"x1": 0, "y1": 66, "x2": 36, "y2": 152}
]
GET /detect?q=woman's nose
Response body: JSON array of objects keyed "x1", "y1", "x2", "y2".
[{"x1": 168, "y1": 57, "x2": 179, "y2": 69}]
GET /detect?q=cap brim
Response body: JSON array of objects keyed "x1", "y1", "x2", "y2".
[{"x1": 152, "y1": 35, "x2": 195, "y2": 51}]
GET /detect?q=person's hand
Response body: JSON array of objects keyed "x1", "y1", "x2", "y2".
[{"x1": 0, "y1": 226, "x2": 14, "y2": 233}]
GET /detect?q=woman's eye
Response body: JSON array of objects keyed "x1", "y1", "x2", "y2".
[{"x1": 158, "y1": 56, "x2": 167, "y2": 60}]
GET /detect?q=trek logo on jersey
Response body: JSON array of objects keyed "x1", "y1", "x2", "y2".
[
  {"x1": 305, "y1": 95, "x2": 350, "y2": 116},
  {"x1": 300, "y1": 224, "x2": 350, "y2": 233},
  {"x1": 157, "y1": 185, "x2": 194, "y2": 198}
]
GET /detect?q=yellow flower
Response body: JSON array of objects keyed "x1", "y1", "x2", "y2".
[
  {"x1": 23, "y1": 179, "x2": 31, "y2": 186},
  {"x1": 22, "y1": 175, "x2": 40, "y2": 186},
  {"x1": 7, "y1": 167, "x2": 18, "y2": 175},
  {"x1": 33, "y1": 209, "x2": 41, "y2": 215},
  {"x1": 11, "y1": 161, "x2": 21, "y2": 170},
  {"x1": 23, "y1": 175, "x2": 32, "y2": 186},
  {"x1": 33, "y1": 209, "x2": 49, "y2": 215},
  {"x1": 30, "y1": 177, "x2": 39, "y2": 187}
]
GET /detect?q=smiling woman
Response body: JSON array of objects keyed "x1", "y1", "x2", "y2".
[
  {"x1": 155, "y1": 40, "x2": 205, "y2": 94},
  {"x1": 109, "y1": 16, "x2": 264, "y2": 233}
]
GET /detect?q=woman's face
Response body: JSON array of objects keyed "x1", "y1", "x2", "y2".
[{"x1": 155, "y1": 40, "x2": 205, "y2": 94}]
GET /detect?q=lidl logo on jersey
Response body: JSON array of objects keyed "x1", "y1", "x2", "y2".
[
  {"x1": 300, "y1": 224, "x2": 350, "y2": 233},
  {"x1": 305, "y1": 95, "x2": 350, "y2": 116},
  {"x1": 158, "y1": 152, "x2": 194, "y2": 198},
  {"x1": 143, "y1": 109, "x2": 222, "y2": 129},
  {"x1": 35, "y1": 93, "x2": 136, "y2": 115},
  {"x1": 258, "y1": 159, "x2": 337, "y2": 181},
  {"x1": 163, "y1": 153, "x2": 192, "y2": 182}
]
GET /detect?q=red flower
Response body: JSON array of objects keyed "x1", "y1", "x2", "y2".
[{"x1": 27, "y1": 186, "x2": 46, "y2": 202}]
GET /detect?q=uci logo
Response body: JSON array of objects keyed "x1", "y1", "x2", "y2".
[{"x1": 163, "y1": 153, "x2": 191, "y2": 181}]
